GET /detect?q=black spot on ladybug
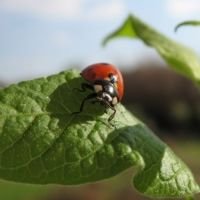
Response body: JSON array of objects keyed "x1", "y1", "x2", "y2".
[
  {"x1": 99, "y1": 63, "x2": 110, "y2": 66},
  {"x1": 108, "y1": 73, "x2": 117, "y2": 83},
  {"x1": 108, "y1": 73, "x2": 113, "y2": 77}
]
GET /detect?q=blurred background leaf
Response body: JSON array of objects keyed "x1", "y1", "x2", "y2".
[
  {"x1": 0, "y1": 181, "x2": 50, "y2": 200},
  {"x1": 103, "y1": 15, "x2": 200, "y2": 84},
  {"x1": 175, "y1": 20, "x2": 200, "y2": 32}
]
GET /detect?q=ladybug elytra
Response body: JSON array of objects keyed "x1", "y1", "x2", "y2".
[{"x1": 74, "y1": 63, "x2": 124, "y2": 121}]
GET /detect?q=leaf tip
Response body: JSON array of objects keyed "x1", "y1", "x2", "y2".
[
  {"x1": 101, "y1": 37, "x2": 109, "y2": 47},
  {"x1": 174, "y1": 24, "x2": 180, "y2": 33}
]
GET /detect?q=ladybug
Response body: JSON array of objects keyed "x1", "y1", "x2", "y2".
[{"x1": 74, "y1": 63, "x2": 124, "y2": 121}]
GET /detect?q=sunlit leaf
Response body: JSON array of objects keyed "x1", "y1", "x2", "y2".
[{"x1": 0, "y1": 70, "x2": 199, "y2": 198}]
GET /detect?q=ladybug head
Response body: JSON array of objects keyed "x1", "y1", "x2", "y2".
[{"x1": 93, "y1": 79, "x2": 119, "y2": 107}]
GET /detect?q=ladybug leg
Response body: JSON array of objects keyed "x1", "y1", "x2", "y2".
[
  {"x1": 75, "y1": 83, "x2": 93, "y2": 92},
  {"x1": 108, "y1": 106, "x2": 116, "y2": 122},
  {"x1": 101, "y1": 100, "x2": 116, "y2": 121},
  {"x1": 72, "y1": 93, "x2": 97, "y2": 115},
  {"x1": 90, "y1": 100, "x2": 108, "y2": 113}
]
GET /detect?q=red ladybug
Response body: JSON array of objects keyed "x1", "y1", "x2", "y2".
[{"x1": 74, "y1": 63, "x2": 124, "y2": 121}]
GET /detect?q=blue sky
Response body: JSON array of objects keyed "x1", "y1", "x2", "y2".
[{"x1": 1, "y1": 0, "x2": 200, "y2": 84}]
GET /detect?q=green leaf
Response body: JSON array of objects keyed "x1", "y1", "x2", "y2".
[
  {"x1": 0, "y1": 70, "x2": 199, "y2": 198},
  {"x1": 175, "y1": 20, "x2": 200, "y2": 32},
  {"x1": 103, "y1": 15, "x2": 200, "y2": 84}
]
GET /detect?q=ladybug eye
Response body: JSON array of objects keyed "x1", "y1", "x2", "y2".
[{"x1": 108, "y1": 74, "x2": 117, "y2": 83}]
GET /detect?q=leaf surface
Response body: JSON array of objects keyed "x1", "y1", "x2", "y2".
[{"x1": 0, "y1": 70, "x2": 199, "y2": 198}]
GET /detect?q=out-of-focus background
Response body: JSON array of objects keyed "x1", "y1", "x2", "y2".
[{"x1": 0, "y1": 0, "x2": 200, "y2": 199}]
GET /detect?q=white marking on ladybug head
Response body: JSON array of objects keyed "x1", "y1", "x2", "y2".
[
  {"x1": 112, "y1": 96, "x2": 118, "y2": 105},
  {"x1": 94, "y1": 84, "x2": 103, "y2": 93},
  {"x1": 102, "y1": 93, "x2": 112, "y2": 102}
]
